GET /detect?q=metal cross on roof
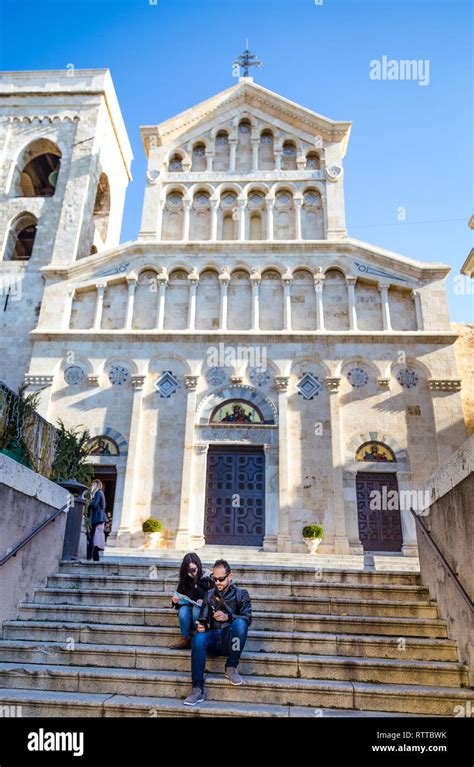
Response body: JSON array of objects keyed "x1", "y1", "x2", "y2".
[{"x1": 233, "y1": 45, "x2": 262, "y2": 78}]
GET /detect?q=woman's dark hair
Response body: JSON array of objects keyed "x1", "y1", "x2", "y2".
[{"x1": 177, "y1": 552, "x2": 203, "y2": 594}]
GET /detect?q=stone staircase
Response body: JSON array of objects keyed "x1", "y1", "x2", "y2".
[{"x1": 0, "y1": 552, "x2": 472, "y2": 717}]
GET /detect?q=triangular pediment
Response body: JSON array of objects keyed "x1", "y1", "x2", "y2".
[{"x1": 141, "y1": 78, "x2": 352, "y2": 155}]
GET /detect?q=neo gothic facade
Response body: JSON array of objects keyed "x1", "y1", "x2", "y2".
[{"x1": 0, "y1": 69, "x2": 467, "y2": 555}]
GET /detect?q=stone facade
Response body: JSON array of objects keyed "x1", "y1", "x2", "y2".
[{"x1": 0, "y1": 70, "x2": 468, "y2": 555}]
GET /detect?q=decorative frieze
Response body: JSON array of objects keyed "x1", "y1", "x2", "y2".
[{"x1": 428, "y1": 379, "x2": 462, "y2": 392}]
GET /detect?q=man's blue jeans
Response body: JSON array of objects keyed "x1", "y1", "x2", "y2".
[
  {"x1": 178, "y1": 604, "x2": 201, "y2": 639},
  {"x1": 191, "y1": 618, "x2": 248, "y2": 691}
]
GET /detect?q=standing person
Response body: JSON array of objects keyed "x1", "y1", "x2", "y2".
[
  {"x1": 183, "y1": 559, "x2": 252, "y2": 706},
  {"x1": 86, "y1": 479, "x2": 106, "y2": 562},
  {"x1": 170, "y1": 553, "x2": 213, "y2": 649}
]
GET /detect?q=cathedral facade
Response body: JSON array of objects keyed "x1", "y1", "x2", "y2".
[{"x1": 0, "y1": 69, "x2": 467, "y2": 555}]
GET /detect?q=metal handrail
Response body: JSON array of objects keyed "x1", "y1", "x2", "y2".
[
  {"x1": 0, "y1": 499, "x2": 71, "y2": 567},
  {"x1": 409, "y1": 506, "x2": 473, "y2": 613}
]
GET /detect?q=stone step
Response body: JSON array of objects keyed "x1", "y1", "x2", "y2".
[
  {"x1": 47, "y1": 573, "x2": 431, "y2": 602},
  {"x1": 3, "y1": 621, "x2": 459, "y2": 661},
  {"x1": 0, "y1": 688, "x2": 426, "y2": 718},
  {"x1": 31, "y1": 587, "x2": 439, "y2": 619},
  {"x1": 0, "y1": 663, "x2": 470, "y2": 715},
  {"x1": 107, "y1": 549, "x2": 420, "y2": 573},
  {"x1": 15, "y1": 603, "x2": 449, "y2": 637},
  {"x1": 60, "y1": 560, "x2": 422, "y2": 586},
  {"x1": 0, "y1": 641, "x2": 467, "y2": 687}
]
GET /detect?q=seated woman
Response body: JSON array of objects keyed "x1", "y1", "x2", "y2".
[{"x1": 170, "y1": 553, "x2": 213, "y2": 649}]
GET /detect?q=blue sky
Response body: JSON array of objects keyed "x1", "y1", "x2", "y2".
[{"x1": 1, "y1": 0, "x2": 472, "y2": 321}]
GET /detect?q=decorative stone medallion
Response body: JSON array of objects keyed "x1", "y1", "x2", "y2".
[
  {"x1": 108, "y1": 365, "x2": 130, "y2": 386},
  {"x1": 249, "y1": 368, "x2": 271, "y2": 387},
  {"x1": 397, "y1": 368, "x2": 418, "y2": 389},
  {"x1": 156, "y1": 371, "x2": 180, "y2": 398},
  {"x1": 297, "y1": 372, "x2": 323, "y2": 400},
  {"x1": 64, "y1": 365, "x2": 85, "y2": 386},
  {"x1": 206, "y1": 367, "x2": 227, "y2": 387},
  {"x1": 347, "y1": 367, "x2": 369, "y2": 388}
]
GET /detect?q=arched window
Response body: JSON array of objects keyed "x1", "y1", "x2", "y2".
[
  {"x1": 169, "y1": 153, "x2": 183, "y2": 172},
  {"x1": 210, "y1": 399, "x2": 264, "y2": 424},
  {"x1": 247, "y1": 190, "x2": 266, "y2": 240},
  {"x1": 162, "y1": 191, "x2": 184, "y2": 240},
  {"x1": 92, "y1": 173, "x2": 110, "y2": 244},
  {"x1": 214, "y1": 131, "x2": 230, "y2": 171},
  {"x1": 259, "y1": 130, "x2": 274, "y2": 170},
  {"x1": 355, "y1": 441, "x2": 396, "y2": 463},
  {"x1": 274, "y1": 190, "x2": 295, "y2": 239},
  {"x1": 3, "y1": 213, "x2": 38, "y2": 261},
  {"x1": 236, "y1": 119, "x2": 252, "y2": 172},
  {"x1": 306, "y1": 152, "x2": 320, "y2": 170},
  {"x1": 281, "y1": 141, "x2": 297, "y2": 170},
  {"x1": 190, "y1": 191, "x2": 211, "y2": 240},
  {"x1": 219, "y1": 191, "x2": 238, "y2": 240},
  {"x1": 14, "y1": 139, "x2": 61, "y2": 197},
  {"x1": 302, "y1": 189, "x2": 323, "y2": 239},
  {"x1": 192, "y1": 143, "x2": 207, "y2": 172}
]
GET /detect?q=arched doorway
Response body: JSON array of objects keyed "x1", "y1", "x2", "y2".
[{"x1": 354, "y1": 441, "x2": 402, "y2": 552}]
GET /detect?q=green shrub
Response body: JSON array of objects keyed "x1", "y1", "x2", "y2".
[
  {"x1": 302, "y1": 524, "x2": 324, "y2": 539},
  {"x1": 142, "y1": 518, "x2": 162, "y2": 533}
]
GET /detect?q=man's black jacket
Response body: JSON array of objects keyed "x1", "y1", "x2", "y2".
[{"x1": 197, "y1": 582, "x2": 252, "y2": 631}]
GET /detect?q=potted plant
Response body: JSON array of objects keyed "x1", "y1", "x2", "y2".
[
  {"x1": 302, "y1": 524, "x2": 324, "y2": 554},
  {"x1": 142, "y1": 518, "x2": 163, "y2": 549}
]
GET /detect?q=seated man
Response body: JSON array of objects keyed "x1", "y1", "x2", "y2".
[{"x1": 183, "y1": 558, "x2": 252, "y2": 706}]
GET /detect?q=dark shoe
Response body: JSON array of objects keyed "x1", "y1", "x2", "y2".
[
  {"x1": 170, "y1": 637, "x2": 191, "y2": 650},
  {"x1": 183, "y1": 687, "x2": 205, "y2": 706},
  {"x1": 225, "y1": 666, "x2": 243, "y2": 685}
]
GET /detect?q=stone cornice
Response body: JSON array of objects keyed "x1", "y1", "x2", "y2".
[
  {"x1": 39, "y1": 240, "x2": 451, "y2": 285},
  {"x1": 30, "y1": 329, "x2": 459, "y2": 345}
]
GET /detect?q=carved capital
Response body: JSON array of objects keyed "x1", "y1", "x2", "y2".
[
  {"x1": 428, "y1": 379, "x2": 462, "y2": 392},
  {"x1": 325, "y1": 377, "x2": 341, "y2": 392},
  {"x1": 184, "y1": 375, "x2": 199, "y2": 390},
  {"x1": 274, "y1": 376, "x2": 290, "y2": 392}
]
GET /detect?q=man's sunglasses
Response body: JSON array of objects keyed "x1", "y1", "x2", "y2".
[{"x1": 214, "y1": 575, "x2": 229, "y2": 582}]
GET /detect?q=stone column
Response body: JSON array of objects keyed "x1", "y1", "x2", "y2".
[
  {"x1": 314, "y1": 272, "x2": 325, "y2": 330},
  {"x1": 206, "y1": 151, "x2": 214, "y2": 172},
  {"x1": 274, "y1": 149, "x2": 282, "y2": 170},
  {"x1": 93, "y1": 282, "x2": 107, "y2": 330},
  {"x1": 266, "y1": 198, "x2": 274, "y2": 241},
  {"x1": 156, "y1": 272, "x2": 168, "y2": 330},
  {"x1": 183, "y1": 199, "x2": 192, "y2": 241},
  {"x1": 210, "y1": 198, "x2": 219, "y2": 241},
  {"x1": 175, "y1": 375, "x2": 199, "y2": 549},
  {"x1": 219, "y1": 269, "x2": 230, "y2": 331},
  {"x1": 108, "y1": 462, "x2": 126, "y2": 543},
  {"x1": 229, "y1": 139, "x2": 238, "y2": 172},
  {"x1": 275, "y1": 377, "x2": 292, "y2": 551},
  {"x1": 251, "y1": 271, "x2": 261, "y2": 331},
  {"x1": 251, "y1": 138, "x2": 259, "y2": 172},
  {"x1": 379, "y1": 281, "x2": 392, "y2": 331},
  {"x1": 283, "y1": 272, "x2": 293, "y2": 331},
  {"x1": 238, "y1": 198, "x2": 246, "y2": 240},
  {"x1": 187, "y1": 270, "x2": 199, "y2": 330},
  {"x1": 125, "y1": 274, "x2": 137, "y2": 330},
  {"x1": 346, "y1": 276, "x2": 358, "y2": 331},
  {"x1": 412, "y1": 290, "x2": 424, "y2": 330},
  {"x1": 62, "y1": 285, "x2": 75, "y2": 330},
  {"x1": 326, "y1": 377, "x2": 350, "y2": 553},
  {"x1": 189, "y1": 443, "x2": 209, "y2": 548},
  {"x1": 294, "y1": 197, "x2": 303, "y2": 240},
  {"x1": 116, "y1": 375, "x2": 146, "y2": 546},
  {"x1": 397, "y1": 471, "x2": 419, "y2": 557},
  {"x1": 263, "y1": 444, "x2": 279, "y2": 551}
]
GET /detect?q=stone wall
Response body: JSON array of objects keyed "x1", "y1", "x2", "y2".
[
  {"x1": 415, "y1": 436, "x2": 474, "y2": 687},
  {"x1": 0, "y1": 453, "x2": 70, "y2": 625}
]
